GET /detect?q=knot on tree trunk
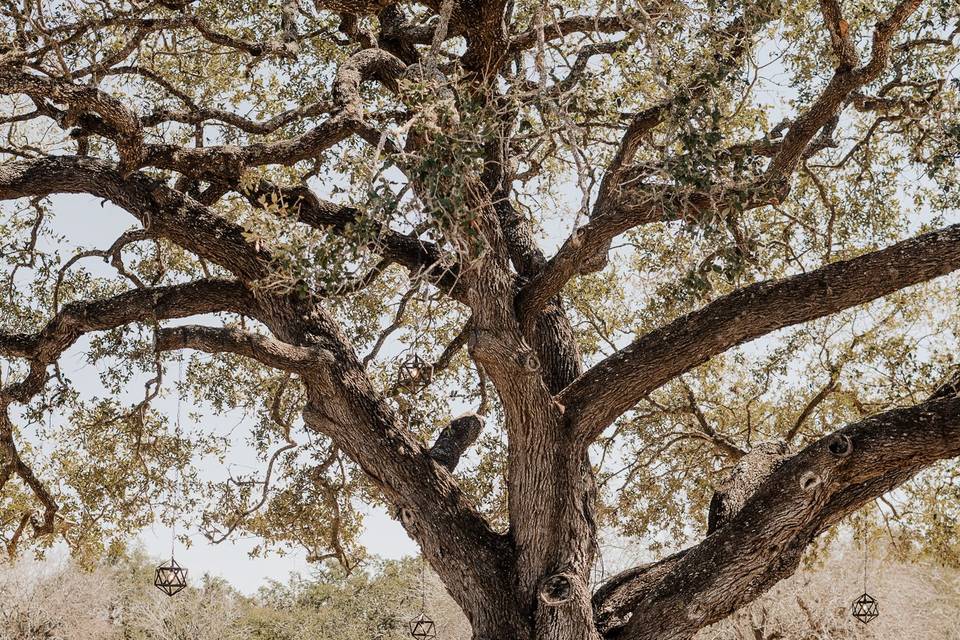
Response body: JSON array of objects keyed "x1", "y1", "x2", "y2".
[
  {"x1": 538, "y1": 572, "x2": 577, "y2": 607},
  {"x1": 399, "y1": 506, "x2": 416, "y2": 529},
  {"x1": 827, "y1": 433, "x2": 853, "y2": 457},
  {"x1": 799, "y1": 470, "x2": 822, "y2": 492},
  {"x1": 519, "y1": 351, "x2": 541, "y2": 373}
]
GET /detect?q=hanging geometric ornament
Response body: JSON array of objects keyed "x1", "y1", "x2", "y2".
[
  {"x1": 409, "y1": 556, "x2": 436, "y2": 639},
  {"x1": 154, "y1": 557, "x2": 188, "y2": 597},
  {"x1": 851, "y1": 592, "x2": 879, "y2": 624},
  {"x1": 154, "y1": 357, "x2": 188, "y2": 597},
  {"x1": 851, "y1": 518, "x2": 878, "y2": 623},
  {"x1": 398, "y1": 354, "x2": 431, "y2": 392},
  {"x1": 408, "y1": 612, "x2": 437, "y2": 640}
]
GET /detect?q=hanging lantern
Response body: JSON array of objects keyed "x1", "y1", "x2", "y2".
[
  {"x1": 851, "y1": 516, "x2": 879, "y2": 624},
  {"x1": 851, "y1": 592, "x2": 879, "y2": 624},
  {"x1": 154, "y1": 557, "x2": 188, "y2": 596},
  {"x1": 408, "y1": 612, "x2": 436, "y2": 640},
  {"x1": 398, "y1": 354, "x2": 430, "y2": 392}
]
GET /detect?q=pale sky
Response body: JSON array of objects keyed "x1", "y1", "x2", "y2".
[
  {"x1": 19, "y1": 192, "x2": 421, "y2": 595},
  {"x1": 8, "y1": 24, "x2": 953, "y2": 596}
]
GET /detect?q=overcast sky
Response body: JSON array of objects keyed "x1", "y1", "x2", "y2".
[
  {"x1": 9, "y1": 29, "x2": 939, "y2": 595},
  {"x1": 14, "y1": 192, "x2": 422, "y2": 594}
]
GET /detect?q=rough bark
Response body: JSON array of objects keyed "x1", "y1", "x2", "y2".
[
  {"x1": 594, "y1": 394, "x2": 960, "y2": 640},
  {"x1": 563, "y1": 222, "x2": 960, "y2": 442},
  {"x1": 1, "y1": 1, "x2": 955, "y2": 639}
]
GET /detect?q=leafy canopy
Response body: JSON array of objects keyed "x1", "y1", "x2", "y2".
[{"x1": 0, "y1": 0, "x2": 958, "y2": 572}]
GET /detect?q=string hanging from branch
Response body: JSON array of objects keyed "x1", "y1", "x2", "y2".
[
  {"x1": 155, "y1": 356, "x2": 189, "y2": 597},
  {"x1": 408, "y1": 555, "x2": 437, "y2": 639},
  {"x1": 851, "y1": 515, "x2": 879, "y2": 624}
]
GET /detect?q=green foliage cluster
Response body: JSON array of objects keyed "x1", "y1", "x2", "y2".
[
  {"x1": 0, "y1": 551, "x2": 463, "y2": 640},
  {"x1": 1, "y1": 0, "x2": 958, "y2": 574},
  {"x1": 2, "y1": 543, "x2": 958, "y2": 640}
]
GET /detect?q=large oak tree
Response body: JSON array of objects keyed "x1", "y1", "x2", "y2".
[{"x1": 1, "y1": 0, "x2": 959, "y2": 639}]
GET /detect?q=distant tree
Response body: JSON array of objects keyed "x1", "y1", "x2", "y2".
[
  {"x1": 129, "y1": 574, "x2": 243, "y2": 640},
  {"x1": 0, "y1": 557, "x2": 121, "y2": 640},
  {"x1": 697, "y1": 542, "x2": 960, "y2": 640},
  {"x1": 241, "y1": 558, "x2": 469, "y2": 640},
  {"x1": 0, "y1": 553, "x2": 467, "y2": 640},
  {"x1": 1, "y1": 1, "x2": 959, "y2": 639}
]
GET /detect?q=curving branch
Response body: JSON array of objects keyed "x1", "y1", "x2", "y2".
[
  {"x1": 9, "y1": 48, "x2": 405, "y2": 185},
  {"x1": 784, "y1": 368, "x2": 841, "y2": 442},
  {"x1": 156, "y1": 324, "x2": 333, "y2": 372},
  {"x1": 563, "y1": 222, "x2": 960, "y2": 443},
  {"x1": 765, "y1": 0, "x2": 924, "y2": 180},
  {"x1": 595, "y1": 392, "x2": 960, "y2": 640},
  {"x1": 516, "y1": 4, "x2": 785, "y2": 324},
  {"x1": 0, "y1": 280, "x2": 252, "y2": 403},
  {"x1": 143, "y1": 47, "x2": 404, "y2": 182},
  {"x1": 243, "y1": 180, "x2": 459, "y2": 292},
  {"x1": 112, "y1": 64, "x2": 334, "y2": 133},
  {"x1": 507, "y1": 14, "x2": 645, "y2": 54},
  {"x1": 0, "y1": 54, "x2": 144, "y2": 174},
  {"x1": 680, "y1": 382, "x2": 747, "y2": 460},
  {"x1": 194, "y1": 281, "x2": 527, "y2": 636},
  {"x1": 516, "y1": 189, "x2": 705, "y2": 330},
  {"x1": 0, "y1": 411, "x2": 58, "y2": 540},
  {"x1": 0, "y1": 156, "x2": 272, "y2": 281}
]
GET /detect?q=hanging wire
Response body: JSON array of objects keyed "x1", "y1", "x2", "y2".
[
  {"x1": 176, "y1": 357, "x2": 183, "y2": 432},
  {"x1": 171, "y1": 357, "x2": 184, "y2": 559},
  {"x1": 420, "y1": 554, "x2": 427, "y2": 611},
  {"x1": 862, "y1": 517, "x2": 868, "y2": 592}
]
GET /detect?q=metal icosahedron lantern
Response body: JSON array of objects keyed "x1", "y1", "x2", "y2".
[
  {"x1": 408, "y1": 612, "x2": 436, "y2": 640},
  {"x1": 398, "y1": 355, "x2": 430, "y2": 392},
  {"x1": 155, "y1": 557, "x2": 188, "y2": 597},
  {"x1": 851, "y1": 592, "x2": 879, "y2": 624}
]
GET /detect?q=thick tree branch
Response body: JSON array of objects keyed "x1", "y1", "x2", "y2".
[
  {"x1": 0, "y1": 156, "x2": 271, "y2": 281},
  {"x1": 227, "y1": 284, "x2": 525, "y2": 637},
  {"x1": 594, "y1": 395, "x2": 960, "y2": 640},
  {"x1": 300, "y1": 395, "x2": 523, "y2": 635},
  {"x1": 14, "y1": 48, "x2": 405, "y2": 185},
  {"x1": 819, "y1": 0, "x2": 858, "y2": 70},
  {"x1": 429, "y1": 413, "x2": 485, "y2": 471},
  {"x1": 601, "y1": 393, "x2": 960, "y2": 640},
  {"x1": 0, "y1": 53, "x2": 144, "y2": 174},
  {"x1": 592, "y1": 550, "x2": 689, "y2": 637},
  {"x1": 156, "y1": 325, "x2": 333, "y2": 372},
  {"x1": 0, "y1": 178, "x2": 516, "y2": 631},
  {"x1": 0, "y1": 280, "x2": 251, "y2": 403},
  {"x1": 563, "y1": 222, "x2": 960, "y2": 442}
]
